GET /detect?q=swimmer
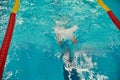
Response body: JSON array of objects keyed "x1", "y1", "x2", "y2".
[{"x1": 54, "y1": 25, "x2": 78, "y2": 44}]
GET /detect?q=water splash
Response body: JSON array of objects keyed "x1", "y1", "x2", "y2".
[{"x1": 61, "y1": 50, "x2": 108, "y2": 80}]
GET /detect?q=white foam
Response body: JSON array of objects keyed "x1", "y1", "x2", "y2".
[
  {"x1": 54, "y1": 23, "x2": 78, "y2": 40},
  {"x1": 3, "y1": 72, "x2": 13, "y2": 80},
  {"x1": 86, "y1": 0, "x2": 95, "y2": 2},
  {"x1": 61, "y1": 50, "x2": 109, "y2": 80},
  {"x1": 96, "y1": 74, "x2": 108, "y2": 80}
]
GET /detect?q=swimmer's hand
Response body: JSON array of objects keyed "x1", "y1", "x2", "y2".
[
  {"x1": 58, "y1": 40, "x2": 62, "y2": 44},
  {"x1": 72, "y1": 36, "x2": 77, "y2": 44},
  {"x1": 73, "y1": 39, "x2": 77, "y2": 44}
]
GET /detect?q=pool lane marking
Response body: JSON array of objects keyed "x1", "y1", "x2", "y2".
[
  {"x1": 97, "y1": 0, "x2": 120, "y2": 30},
  {"x1": 12, "y1": 0, "x2": 20, "y2": 13},
  {"x1": 0, "y1": 0, "x2": 20, "y2": 79}
]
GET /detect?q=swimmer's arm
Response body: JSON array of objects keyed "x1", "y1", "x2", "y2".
[
  {"x1": 57, "y1": 34, "x2": 62, "y2": 44},
  {"x1": 72, "y1": 36, "x2": 77, "y2": 44}
]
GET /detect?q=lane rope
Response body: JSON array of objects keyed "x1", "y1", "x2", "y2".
[
  {"x1": 97, "y1": 0, "x2": 120, "y2": 30},
  {"x1": 0, "y1": 0, "x2": 20, "y2": 79}
]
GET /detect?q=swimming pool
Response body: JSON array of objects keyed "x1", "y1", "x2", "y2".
[{"x1": 0, "y1": 0, "x2": 120, "y2": 80}]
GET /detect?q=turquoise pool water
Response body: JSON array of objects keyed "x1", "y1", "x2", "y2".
[{"x1": 0, "y1": 0, "x2": 120, "y2": 80}]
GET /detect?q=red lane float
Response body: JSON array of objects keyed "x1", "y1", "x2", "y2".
[
  {"x1": 0, "y1": 0, "x2": 20, "y2": 79},
  {"x1": 107, "y1": 11, "x2": 120, "y2": 30},
  {"x1": 97, "y1": 0, "x2": 120, "y2": 30},
  {"x1": 0, "y1": 13, "x2": 16, "y2": 79}
]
